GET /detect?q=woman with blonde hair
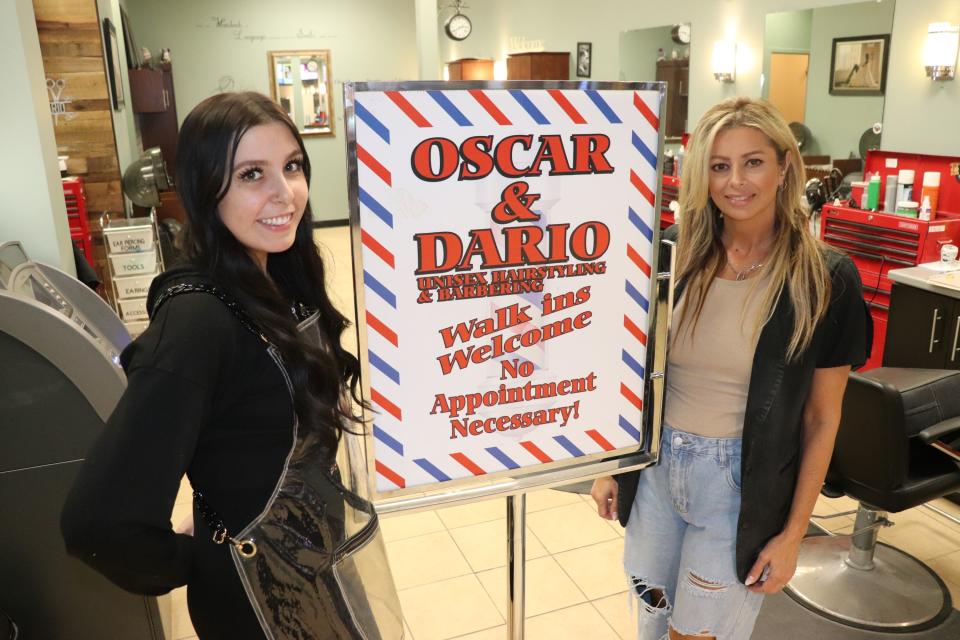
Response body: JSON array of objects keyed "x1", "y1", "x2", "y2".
[{"x1": 592, "y1": 96, "x2": 870, "y2": 640}]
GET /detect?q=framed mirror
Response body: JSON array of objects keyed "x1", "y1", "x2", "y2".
[
  {"x1": 268, "y1": 50, "x2": 334, "y2": 137},
  {"x1": 620, "y1": 24, "x2": 691, "y2": 140}
]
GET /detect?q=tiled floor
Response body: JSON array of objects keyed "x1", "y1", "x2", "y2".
[{"x1": 158, "y1": 226, "x2": 960, "y2": 639}]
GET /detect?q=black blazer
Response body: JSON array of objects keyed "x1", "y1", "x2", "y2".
[{"x1": 616, "y1": 225, "x2": 872, "y2": 582}]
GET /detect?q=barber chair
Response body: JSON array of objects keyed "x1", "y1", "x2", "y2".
[{"x1": 785, "y1": 368, "x2": 960, "y2": 632}]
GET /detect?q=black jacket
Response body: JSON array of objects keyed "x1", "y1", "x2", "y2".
[
  {"x1": 62, "y1": 267, "x2": 293, "y2": 639},
  {"x1": 616, "y1": 226, "x2": 872, "y2": 582}
]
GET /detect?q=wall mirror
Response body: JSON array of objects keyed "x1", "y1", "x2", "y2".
[
  {"x1": 268, "y1": 50, "x2": 334, "y2": 137},
  {"x1": 763, "y1": 1, "x2": 895, "y2": 168},
  {"x1": 619, "y1": 24, "x2": 691, "y2": 140}
]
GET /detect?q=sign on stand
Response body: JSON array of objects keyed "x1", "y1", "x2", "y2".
[{"x1": 345, "y1": 81, "x2": 667, "y2": 500}]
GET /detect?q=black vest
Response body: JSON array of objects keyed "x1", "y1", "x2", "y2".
[{"x1": 616, "y1": 226, "x2": 871, "y2": 582}]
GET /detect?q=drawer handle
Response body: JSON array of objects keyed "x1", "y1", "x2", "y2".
[
  {"x1": 952, "y1": 316, "x2": 960, "y2": 362},
  {"x1": 930, "y1": 308, "x2": 943, "y2": 353}
]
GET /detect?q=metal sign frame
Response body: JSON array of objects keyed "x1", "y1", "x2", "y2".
[{"x1": 343, "y1": 80, "x2": 670, "y2": 511}]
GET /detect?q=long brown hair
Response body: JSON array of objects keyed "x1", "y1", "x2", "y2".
[
  {"x1": 176, "y1": 91, "x2": 364, "y2": 452},
  {"x1": 675, "y1": 97, "x2": 831, "y2": 361}
]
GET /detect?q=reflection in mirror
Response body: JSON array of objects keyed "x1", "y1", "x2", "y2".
[
  {"x1": 763, "y1": 1, "x2": 896, "y2": 171},
  {"x1": 268, "y1": 50, "x2": 334, "y2": 137},
  {"x1": 620, "y1": 24, "x2": 691, "y2": 140}
]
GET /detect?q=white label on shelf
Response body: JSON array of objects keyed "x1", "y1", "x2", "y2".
[
  {"x1": 885, "y1": 157, "x2": 898, "y2": 168},
  {"x1": 931, "y1": 225, "x2": 946, "y2": 233},
  {"x1": 898, "y1": 221, "x2": 919, "y2": 231}
]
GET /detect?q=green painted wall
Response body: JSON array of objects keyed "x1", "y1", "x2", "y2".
[
  {"x1": 762, "y1": 10, "x2": 812, "y2": 100},
  {"x1": 437, "y1": 0, "x2": 955, "y2": 158},
  {"x1": 883, "y1": 0, "x2": 960, "y2": 155},
  {"x1": 619, "y1": 26, "x2": 689, "y2": 83},
  {"x1": 803, "y1": 0, "x2": 896, "y2": 159},
  {"x1": 124, "y1": 0, "x2": 418, "y2": 221}
]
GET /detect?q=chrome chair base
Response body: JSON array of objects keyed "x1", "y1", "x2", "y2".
[{"x1": 785, "y1": 535, "x2": 952, "y2": 632}]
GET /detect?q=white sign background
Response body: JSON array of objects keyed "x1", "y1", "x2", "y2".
[{"x1": 349, "y1": 84, "x2": 663, "y2": 493}]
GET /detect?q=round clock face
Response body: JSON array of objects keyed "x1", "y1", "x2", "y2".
[
  {"x1": 672, "y1": 23, "x2": 691, "y2": 45},
  {"x1": 446, "y1": 13, "x2": 472, "y2": 41},
  {"x1": 306, "y1": 60, "x2": 319, "y2": 72}
]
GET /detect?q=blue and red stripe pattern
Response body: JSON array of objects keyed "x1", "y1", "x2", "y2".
[
  {"x1": 356, "y1": 92, "x2": 405, "y2": 491},
  {"x1": 352, "y1": 88, "x2": 662, "y2": 489}
]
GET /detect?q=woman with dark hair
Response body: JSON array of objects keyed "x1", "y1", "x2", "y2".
[{"x1": 61, "y1": 92, "x2": 401, "y2": 639}]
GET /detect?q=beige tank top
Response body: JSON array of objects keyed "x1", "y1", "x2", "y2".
[{"x1": 664, "y1": 276, "x2": 771, "y2": 438}]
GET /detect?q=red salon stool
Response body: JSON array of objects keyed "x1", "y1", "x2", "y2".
[{"x1": 785, "y1": 368, "x2": 960, "y2": 632}]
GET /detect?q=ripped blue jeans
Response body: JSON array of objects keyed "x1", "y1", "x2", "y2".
[{"x1": 623, "y1": 426, "x2": 763, "y2": 640}]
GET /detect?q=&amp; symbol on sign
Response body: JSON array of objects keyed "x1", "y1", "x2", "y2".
[{"x1": 492, "y1": 182, "x2": 541, "y2": 224}]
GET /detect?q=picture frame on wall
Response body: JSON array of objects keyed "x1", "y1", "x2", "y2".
[
  {"x1": 576, "y1": 42, "x2": 592, "y2": 78},
  {"x1": 103, "y1": 18, "x2": 125, "y2": 110},
  {"x1": 828, "y1": 34, "x2": 890, "y2": 96}
]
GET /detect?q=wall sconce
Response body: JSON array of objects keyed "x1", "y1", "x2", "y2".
[
  {"x1": 924, "y1": 22, "x2": 959, "y2": 80},
  {"x1": 712, "y1": 40, "x2": 736, "y2": 82}
]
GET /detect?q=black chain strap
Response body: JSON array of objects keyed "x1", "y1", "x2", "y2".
[
  {"x1": 151, "y1": 282, "x2": 271, "y2": 346},
  {"x1": 155, "y1": 280, "x2": 319, "y2": 558}
]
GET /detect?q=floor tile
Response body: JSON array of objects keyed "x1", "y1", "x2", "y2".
[
  {"x1": 879, "y1": 507, "x2": 960, "y2": 561},
  {"x1": 524, "y1": 602, "x2": 620, "y2": 640},
  {"x1": 380, "y1": 509, "x2": 446, "y2": 542},
  {"x1": 525, "y1": 489, "x2": 583, "y2": 512},
  {"x1": 927, "y1": 549, "x2": 960, "y2": 584},
  {"x1": 386, "y1": 530, "x2": 473, "y2": 589},
  {"x1": 591, "y1": 593, "x2": 635, "y2": 640},
  {"x1": 398, "y1": 574, "x2": 503, "y2": 640},
  {"x1": 169, "y1": 586, "x2": 196, "y2": 639},
  {"x1": 944, "y1": 579, "x2": 960, "y2": 611},
  {"x1": 449, "y1": 626, "x2": 505, "y2": 640},
  {"x1": 449, "y1": 519, "x2": 548, "y2": 572},
  {"x1": 554, "y1": 538, "x2": 627, "y2": 600},
  {"x1": 437, "y1": 498, "x2": 510, "y2": 529},
  {"x1": 526, "y1": 501, "x2": 619, "y2": 554},
  {"x1": 175, "y1": 475, "x2": 192, "y2": 506},
  {"x1": 477, "y1": 556, "x2": 587, "y2": 618}
]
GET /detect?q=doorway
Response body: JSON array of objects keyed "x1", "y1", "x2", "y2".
[{"x1": 769, "y1": 52, "x2": 809, "y2": 123}]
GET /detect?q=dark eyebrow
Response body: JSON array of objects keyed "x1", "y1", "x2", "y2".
[{"x1": 233, "y1": 149, "x2": 302, "y2": 170}]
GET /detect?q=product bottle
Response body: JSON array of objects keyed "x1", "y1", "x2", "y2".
[
  {"x1": 676, "y1": 145, "x2": 685, "y2": 178},
  {"x1": 883, "y1": 174, "x2": 897, "y2": 212},
  {"x1": 866, "y1": 174, "x2": 881, "y2": 210},
  {"x1": 919, "y1": 196, "x2": 932, "y2": 221},
  {"x1": 920, "y1": 171, "x2": 941, "y2": 218},
  {"x1": 896, "y1": 169, "x2": 915, "y2": 204}
]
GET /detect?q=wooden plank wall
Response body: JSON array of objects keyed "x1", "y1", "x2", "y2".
[{"x1": 34, "y1": 0, "x2": 125, "y2": 292}]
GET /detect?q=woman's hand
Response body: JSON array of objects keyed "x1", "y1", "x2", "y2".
[
  {"x1": 745, "y1": 530, "x2": 803, "y2": 593},
  {"x1": 590, "y1": 476, "x2": 619, "y2": 521}
]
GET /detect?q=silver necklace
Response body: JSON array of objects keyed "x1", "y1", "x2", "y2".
[{"x1": 727, "y1": 259, "x2": 764, "y2": 281}]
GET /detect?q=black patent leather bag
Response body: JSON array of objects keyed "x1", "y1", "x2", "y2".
[{"x1": 153, "y1": 284, "x2": 404, "y2": 640}]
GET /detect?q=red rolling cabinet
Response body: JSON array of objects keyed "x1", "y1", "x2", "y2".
[
  {"x1": 660, "y1": 175, "x2": 679, "y2": 229},
  {"x1": 819, "y1": 150, "x2": 960, "y2": 370},
  {"x1": 62, "y1": 177, "x2": 93, "y2": 264}
]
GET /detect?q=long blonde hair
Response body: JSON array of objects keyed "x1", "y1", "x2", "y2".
[{"x1": 675, "y1": 97, "x2": 831, "y2": 361}]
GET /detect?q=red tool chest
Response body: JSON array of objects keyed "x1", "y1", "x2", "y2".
[
  {"x1": 819, "y1": 150, "x2": 960, "y2": 370},
  {"x1": 62, "y1": 176, "x2": 93, "y2": 264},
  {"x1": 660, "y1": 175, "x2": 679, "y2": 229}
]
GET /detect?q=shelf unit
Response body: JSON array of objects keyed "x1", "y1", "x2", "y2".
[{"x1": 100, "y1": 215, "x2": 164, "y2": 337}]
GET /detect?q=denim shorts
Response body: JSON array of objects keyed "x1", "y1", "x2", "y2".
[{"x1": 623, "y1": 425, "x2": 763, "y2": 640}]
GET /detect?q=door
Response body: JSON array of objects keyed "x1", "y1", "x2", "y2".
[
  {"x1": 769, "y1": 52, "x2": 808, "y2": 124},
  {"x1": 883, "y1": 283, "x2": 953, "y2": 369}
]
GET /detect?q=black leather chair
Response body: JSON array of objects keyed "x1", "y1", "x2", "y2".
[{"x1": 786, "y1": 367, "x2": 960, "y2": 632}]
